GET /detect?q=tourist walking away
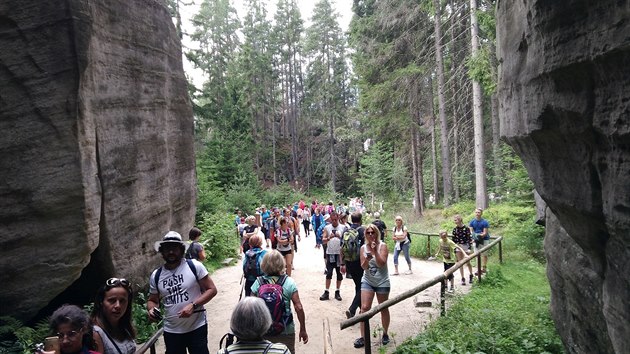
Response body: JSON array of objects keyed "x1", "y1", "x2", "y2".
[
  {"x1": 186, "y1": 227, "x2": 206, "y2": 261},
  {"x1": 341, "y1": 212, "x2": 365, "y2": 319},
  {"x1": 311, "y1": 208, "x2": 324, "y2": 247},
  {"x1": 148, "y1": 231, "x2": 218, "y2": 354},
  {"x1": 268, "y1": 208, "x2": 282, "y2": 249},
  {"x1": 469, "y1": 208, "x2": 490, "y2": 274},
  {"x1": 217, "y1": 297, "x2": 290, "y2": 354},
  {"x1": 49, "y1": 304, "x2": 98, "y2": 354},
  {"x1": 301, "y1": 207, "x2": 311, "y2": 237},
  {"x1": 243, "y1": 235, "x2": 268, "y2": 297},
  {"x1": 275, "y1": 217, "x2": 295, "y2": 276},
  {"x1": 353, "y1": 224, "x2": 391, "y2": 348},
  {"x1": 91, "y1": 278, "x2": 137, "y2": 354},
  {"x1": 371, "y1": 212, "x2": 387, "y2": 242},
  {"x1": 452, "y1": 215, "x2": 474, "y2": 285},
  {"x1": 251, "y1": 250, "x2": 308, "y2": 353},
  {"x1": 392, "y1": 216, "x2": 412, "y2": 275},
  {"x1": 260, "y1": 205, "x2": 271, "y2": 247},
  {"x1": 320, "y1": 212, "x2": 348, "y2": 301},
  {"x1": 433, "y1": 230, "x2": 468, "y2": 292}
]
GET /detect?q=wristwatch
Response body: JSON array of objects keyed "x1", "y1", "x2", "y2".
[{"x1": 192, "y1": 302, "x2": 201, "y2": 310}]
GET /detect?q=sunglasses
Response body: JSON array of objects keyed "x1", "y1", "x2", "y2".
[
  {"x1": 106, "y1": 278, "x2": 130, "y2": 288},
  {"x1": 57, "y1": 330, "x2": 81, "y2": 340},
  {"x1": 366, "y1": 230, "x2": 375, "y2": 235}
]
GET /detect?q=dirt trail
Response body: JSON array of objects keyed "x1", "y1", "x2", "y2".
[{"x1": 154, "y1": 225, "x2": 471, "y2": 353}]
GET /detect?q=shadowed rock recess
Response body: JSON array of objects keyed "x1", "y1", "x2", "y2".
[
  {"x1": 0, "y1": 0, "x2": 195, "y2": 322},
  {"x1": 497, "y1": 1, "x2": 629, "y2": 353}
]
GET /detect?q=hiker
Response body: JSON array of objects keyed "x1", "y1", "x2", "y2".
[
  {"x1": 452, "y1": 215, "x2": 474, "y2": 285},
  {"x1": 371, "y1": 212, "x2": 387, "y2": 242},
  {"x1": 301, "y1": 207, "x2": 311, "y2": 237},
  {"x1": 91, "y1": 278, "x2": 136, "y2": 354},
  {"x1": 251, "y1": 250, "x2": 308, "y2": 353},
  {"x1": 353, "y1": 224, "x2": 391, "y2": 348},
  {"x1": 148, "y1": 231, "x2": 218, "y2": 354},
  {"x1": 342, "y1": 212, "x2": 365, "y2": 319},
  {"x1": 434, "y1": 230, "x2": 468, "y2": 292},
  {"x1": 392, "y1": 216, "x2": 412, "y2": 275},
  {"x1": 311, "y1": 208, "x2": 324, "y2": 248},
  {"x1": 320, "y1": 212, "x2": 348, "y2": 301},
  {"x1": 234, "y1": 209, "x2": 242, "y2": 227},
  {"x1": 260, "y1": 205, "x2": 271, "y2": 247},
  {"x1": 242, "y1": 215, "x2": 260, "y2": 253},
  {"x1": 275, "y1": 217, "x2": 295, "y2": 276},
  {"x1": 469, "y1": 208, "x2": 490, "y2": 274},
  {"x1": 186, "y1": 227, "x2": 206, "y2": 261},
  {"x1": 217, "y1": 297, "x2": 290, "y2": 354},
  {"x1": 283, "y1": 208, "x2": 300, "y2": 253},
  {"x1": 268, "y1": 208, "x2": 282, "y2": 249},
  {"x1": 49, "y1": 304, "x2": 98, "y2": 354},
  {"x1": 243, "y1": 235, "x2": 268, "y2": 297}
]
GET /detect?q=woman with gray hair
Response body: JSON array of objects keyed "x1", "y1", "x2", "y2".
[
  {"x1": 217, "y1": 297, "x2": 290, "y2": 353},
  {"x1": 251, "y1": 250, "x2": 308, "y2": 353}
]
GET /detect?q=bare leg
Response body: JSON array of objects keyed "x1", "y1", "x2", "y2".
[
  {"x1": 359, "y1": 290, "x2": 376, "y2": 339},
  {"x1": 375, "y1": 292, "x2": 390, "y2": 334}
]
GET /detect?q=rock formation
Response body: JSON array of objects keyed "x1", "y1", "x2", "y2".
[
  {"x1": 0, "y1": 0, "x2": 195, "y2": 322},
  {"x1": 497, "y1": 0, "x2": 629, "y2": 352}
]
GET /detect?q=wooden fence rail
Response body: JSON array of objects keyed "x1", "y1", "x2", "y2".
[{"x1": 340, "y1": 236, "x2": 504, "y2": 354}]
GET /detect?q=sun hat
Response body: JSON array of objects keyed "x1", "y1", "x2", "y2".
[{"x1": 154, "y1": 231, "x2": 189, "y2": 252}]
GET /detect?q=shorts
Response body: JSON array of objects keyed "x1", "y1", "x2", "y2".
[
  {"x1": 325, "y1": 260, "x2": 343, "y2": 281},
  {"x1": 361, "y1": 282, "x2": 390, "y2": 294},
  {"x1": 477, "y1": 239, "x2": 490, "y2": 255},
  {"x1": 280, "y1": 249, "x2": 292, "y2": 257},
  {"x1": 456, "y1": 244, "x2": 472, "y2": 254},
  {"x1": 444, "y1": 262, "x2": 455, "y2": 280}
]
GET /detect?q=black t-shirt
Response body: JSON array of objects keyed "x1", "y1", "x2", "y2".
[{"x1": 372, "y1": 219, "x2": 387, "y2": 241}]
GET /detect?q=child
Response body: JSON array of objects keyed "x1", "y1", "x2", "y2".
[{"x1": 433, "y1": 230, "x2": 468, "y2": 292}]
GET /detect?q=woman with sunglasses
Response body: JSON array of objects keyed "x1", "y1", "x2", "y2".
[
  {"x1": 353, "y1": 224, "x2": 391, "y2": 348},
  {"x1": 91, "y1": 278, "x2": 136, "y2": 354},
  {"x1": 49, "y1": 304, "x2": 99, "y2": 354}
]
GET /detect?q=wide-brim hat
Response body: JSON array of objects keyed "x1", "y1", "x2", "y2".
[{"x1": 154, "y1": 231, "x2": 189, "y2": 252}]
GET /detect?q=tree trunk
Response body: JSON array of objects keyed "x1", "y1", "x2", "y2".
[
  {"x1": 470, "y1": 0, "x2": 488, "y2": 209},
  {"x1": 491, "y1": 92, "x2": 501, "y2": 195},
  {"x1": 429, "y1": 78, "x2": 439, "y2": 204},
  {"x1": 433, "y1": 0, "x2": 452, "y2": 206}
]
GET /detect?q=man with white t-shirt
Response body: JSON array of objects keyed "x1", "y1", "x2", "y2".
[
  {"x1": 319, "y1": 212, "x2": 348, "y2": 301},
  {"x1": 148, "y1": 231, "x2": 218, "y2": 354}
]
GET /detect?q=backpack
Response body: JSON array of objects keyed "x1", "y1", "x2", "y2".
[
  {"x1": 244, "y1": 249, "x2": 263, "y2": 279},
  {"x1": 185, "y1": 241, "x2": 199, "y2": 259},
  {"x1": 341, "y1": 228, "x2": 361, "y2": 262},
  {"x1": 393, "y1": 226, "x2": 411, "y2": 244},
  {"x1": 257, "y1": 275, "x2": 292, "y2": 336},
  {"x1": 153, "y1": 259, "x2": 199, "y2": 295}
]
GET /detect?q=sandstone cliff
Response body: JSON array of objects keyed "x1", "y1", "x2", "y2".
[
  {"x1": 497, "y1": 0, "x2": 629, "y2": 353},
  {"x1": 0, "y1": 0, "x2": 195, "y2": 322}
]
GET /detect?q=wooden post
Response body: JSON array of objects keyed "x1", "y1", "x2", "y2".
[
  {"x1": 363, "y1": 319, "x2": 371, "y2": 354},
  {"x1": 499, "y1": 239, "x2": 503, "y2": 264},
  {"x1": 440, "y1": 280, "x2": 446, "y2": 316},
  {"x1": 427, "y1": 235, "x2": 431, "y2": 258},
  {"x1": 477, "y1": 253, "x2": 482, "y2": 283},
  {"x1": 323, "y1": 318, "x2": 334, "y2": 354}
]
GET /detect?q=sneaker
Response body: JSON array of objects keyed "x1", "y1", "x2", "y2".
[
  {"x1": 319, "y1": 291, "x2": 329, "y2": 301},
  {"x1": 334, "y1": 290, "x2": 342, "y2": 301},
  {"x1": 382, "y1": 334, "x2": 390, "y2": 345},
  {"x1": 345, "y1": 309, "x2": 355, "y2": 319},
  {"x1": 461, "y1": 278, "x2": 466, "y2": 286},
  {"x1": 448, "y1": 286, "x2": 454, "y2": 293},
  {"x1": 404, "y1": 270, "x2": 413, "y2": 275},
  {"x1": 353, "y1": 337, "x2": 365, "y2": 348}
]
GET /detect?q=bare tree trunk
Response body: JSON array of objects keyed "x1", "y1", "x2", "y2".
[
  {"x1": 470, "y1": 0, "x2": 487, "y2": 209},
  {"x1": 433, "y1": 0, "x2": 452, "y2": 206},
  {"x1": 491, "y1": 92, "x2": 501, "y2": 194},
  {"x1": 429, "y1": 78, "x2": 440, "y2": 204},
  {"x1": 411, "y1": 121, "x2": 423, "y2": 216}
]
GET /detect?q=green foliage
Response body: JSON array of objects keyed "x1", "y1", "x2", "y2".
[
  {"x1": 196, "y1": 212, "x2": 239, "y2": 262},
  {"x1": 358, "y1": 142, "x2": 395, "y2": 200},
  {"x1": 132, "y1": 292, "x2": 161, "y2": 344},
  {"x1": 466, "y1": 46, "x2": 496, "y2": 95},
  {"x1": 259, "y1": 185, "x2": 308, "y2": 210},
  {"x1": 394, "y1": 262, "x2": 564, "y2": 354},
  {"x1": 500, "y1": 144, "x2": 535, "y2": 203},
  {"x1": 0, "y1": 316, "x2": 49, "y2": 354}
]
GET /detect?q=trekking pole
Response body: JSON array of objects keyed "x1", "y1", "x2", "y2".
[{"x1": 238, "y1": 273, "x2": 245, "y2": 301}]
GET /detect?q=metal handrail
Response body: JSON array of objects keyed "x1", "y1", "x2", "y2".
[{"x1": 340, "y1": 236, "x2": 504, "y2": 353}]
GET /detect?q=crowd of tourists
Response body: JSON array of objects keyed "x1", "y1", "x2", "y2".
[{"x1": 37, "y1": 200, "x2": 491, "y2": 354}]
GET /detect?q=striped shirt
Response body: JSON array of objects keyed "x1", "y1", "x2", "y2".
[{"x1": 217, "y1": 340, "x2": 290, "y2": 354}]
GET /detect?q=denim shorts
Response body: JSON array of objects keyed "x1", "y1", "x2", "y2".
[{"x1": 361, "y1": 282, "x2": 390, "y2": 294}]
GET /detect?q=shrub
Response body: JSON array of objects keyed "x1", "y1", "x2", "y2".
[{"x1": 196, "y1": 212, "x2": 239, "y2": 263}]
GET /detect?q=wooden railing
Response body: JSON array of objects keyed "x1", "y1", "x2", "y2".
[
  {"x1": 135, "y1": 327, "x2": 163, "y2": 354},
  {"x1": 409, "y1": 231, "x2": 503, "y2": 263},
  {"x1": 340, "y1": 236, "x2": 504, "y2": 354}
]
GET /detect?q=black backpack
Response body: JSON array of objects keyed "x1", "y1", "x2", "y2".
[{"x1": 153, "y1": 259, "x2": 199, "y2": 295}]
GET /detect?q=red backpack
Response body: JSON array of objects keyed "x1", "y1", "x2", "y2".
[{"x1": 257, "y1": 275, "x2": 293, "y2": 335}]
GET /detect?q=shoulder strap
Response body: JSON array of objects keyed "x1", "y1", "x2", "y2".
[
  {"x1": 262, "y1": 342, "x2": 273, "y2": 354},
  {"x1": 277, "y1": 274, "x2": 287, "y2": 286},
  {"x1": 153, "y1": 266, "x2": 163, "y2": 295},
  {"x1": 186, "y1": 258, "x2": 199, "y2": 280},
  {"x1": 100, "y1": 328, "x2": 123, "y2": 354},
  {"x1": 257, "y1": 276, "x2": 268, "y2": 286}
]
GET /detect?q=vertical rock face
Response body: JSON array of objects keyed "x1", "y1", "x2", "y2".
[
  {"x1": 497, "y1": 0, "x2": 629, "y2": 353},
  {"x1": 0, "y1": 0, "x2": 195, "y2": 321}
]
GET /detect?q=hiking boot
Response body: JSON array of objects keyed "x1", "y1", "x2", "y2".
[
  {"x1": 319, "y1": 291, "x2": 329, "y2": 301},
  {"x1": 345, "y1": 309, "x2": 355, "y2": 319},
  {"x1": 335, "y1": 290, "x2": 342, "y2": 301},
  {"x1": 461, "y1": 277, "x2": 466, "y2": 286},
  {"x1": 382, "y1": 334, "x2": 390, "y2": 345},
  {"x1": 353, "y1": 337, "x2": 365, "y2": 348},
  {"x1": 469, "y1": 274, "x2": 474, "y2": 283}
]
